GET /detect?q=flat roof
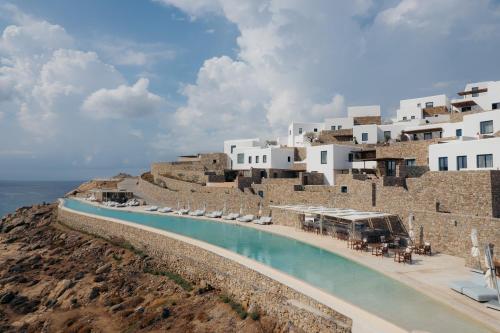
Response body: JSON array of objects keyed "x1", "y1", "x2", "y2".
[{"x1": 270, "y1": 205, "x2": 394, "y2": 221}]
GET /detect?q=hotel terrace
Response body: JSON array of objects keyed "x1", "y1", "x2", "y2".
[{"x1": 68, "y1": 80, "x2": 500, "y2": 333}]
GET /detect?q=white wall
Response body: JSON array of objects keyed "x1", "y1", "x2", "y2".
[
  {"x1": 347, "y1": 105, "x2": 380, "y2": 118},
  {"x1": 224, "y1": 138, "x2": 261, "y2": 169},
  {"x1": 462, "y1": 109, "x2": 500, "y2": 137},
  {"x1": 353, "y1": 124, "x2": 378, "y2": 144},
  {"x1": 397, "y1": 94, "x2": 449, "y2": 122},
  {"x1": 288, "y1": 122, "x2": 325, "y2": 147},
  {"x1": 306, "y1": 144, "x2": 360, "y2": 185},
  {"x1": 452, "y1": 81, "x2": 500, "y2": 112},
  {"x1": 231, "y1": 146, "x2": 294, "y2": 170},
  {"x1": 429, "y1": 137, "x2": 500, "y2": 171},
  {"x1": 323, "y1": 117, "x2": 354, "y2": 131}
]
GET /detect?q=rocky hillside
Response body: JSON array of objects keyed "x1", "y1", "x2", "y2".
[{"x1": 0, "y1": 204, "x2": 293, "y2": 333}]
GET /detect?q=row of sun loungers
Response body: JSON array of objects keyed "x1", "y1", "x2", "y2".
[{"x1": 140, "y1": 205, "x2": 272, "y2": 225}]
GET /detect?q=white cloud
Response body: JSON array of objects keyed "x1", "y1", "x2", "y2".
[{"x1": 82, "y1": 78, "x2": 164, "y2": 119}]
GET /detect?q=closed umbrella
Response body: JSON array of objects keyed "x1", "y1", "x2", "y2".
[
  {"x1": 258, "y1": 201, "x2": 262, "y2": 218},
  {"x1": 222, "y1": 200, "x2": 227, "y2": 214},
  {"x1": 471, "y1": 229, "x2": 481, "y2": 271},
  {"x1": 408, "y1": 213, "x2": 415, "y2": 244},
  {"x1": 418, "y1": 225, "x2": 424, "y2": 246},
  {"x1": 485, "y1": 244, "x2": 500, "y2": 310},
  {"x1": 239, "y1": 202, "x2": 243, "y2": 216}
]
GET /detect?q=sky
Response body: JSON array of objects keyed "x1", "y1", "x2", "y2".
[{"x1": 1, "y1": 0, "x2": 500, "y2": 180}]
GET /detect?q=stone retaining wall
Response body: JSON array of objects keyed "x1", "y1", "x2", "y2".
[{"x1": 58, "y1": 207, "x2": 352, "y2": 333}]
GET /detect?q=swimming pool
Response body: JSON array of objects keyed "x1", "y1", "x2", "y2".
[{"x1": 63, "y1": 199, "x2": 493, "y2": 333}]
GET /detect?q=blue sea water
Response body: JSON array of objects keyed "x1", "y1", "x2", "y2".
[{"x1": 0, "y1": 180, "x2": 82, "y2": 217}]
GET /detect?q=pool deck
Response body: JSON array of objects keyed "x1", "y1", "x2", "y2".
[{"x1": 112, "y1": 178, "x2": 500, "y2": 332}]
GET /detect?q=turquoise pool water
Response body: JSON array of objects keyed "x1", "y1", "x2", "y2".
[{"x1": 63, "y1": 199, "x2": 493, "y2": 333}]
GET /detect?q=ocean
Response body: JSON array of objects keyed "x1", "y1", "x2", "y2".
[{"x1": 0, "y1": 180, "x2": 83, "y2": 218}]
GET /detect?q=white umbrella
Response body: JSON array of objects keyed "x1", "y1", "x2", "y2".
[
  {"x1": 222, "y1": 200, "x2": 227, "y2": 214},
  {"x1": 187, "y1": 200, "x2": 190, "y2": 210},
  {"x1": 177, "y1": 200, "x2": 180, "y2": 210},
  {"x1": 471, "y1": 228, "x2": 480, "y2": 258},
  {"x1": 408, "y1": 213, "x2": 415, "y2": 244},
  {"x1": 239, "y1": 202, "x2": 243, "y2": 215},
  {"x1": 258, "y1": 201, "x2": 262, "y2": 217}
]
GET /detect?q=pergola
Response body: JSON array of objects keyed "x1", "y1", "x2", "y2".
[{"x1": 271, "y1": 204, "x2": 403, "y2": 238}]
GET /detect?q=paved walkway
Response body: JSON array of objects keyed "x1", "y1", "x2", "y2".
[{"x1": 118, "y1": 177, "x2": 500, "y2": 332}]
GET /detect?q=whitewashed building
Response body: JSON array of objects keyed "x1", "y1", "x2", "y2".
[
  {"x1": 306, "y1": 144, "x2": 361, "y2": 185},
  {"x1": 451, "y1": 81, "x2": 500, "y2": 113},
  {"x1": 396, "y1": 94, "x2": 450, "y2": 122},
  {"x1": 429, "y1": 137, "x2": 500, "y2": 171}
]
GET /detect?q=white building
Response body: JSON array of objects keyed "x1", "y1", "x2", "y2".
[
  {"x1": 429, "y1": 137, "x2": 500, "y2": 171},
  {"x1": 451, "y1": 81, "x2": 500, "y2": 113},
  {"x1": 224, "y1": 138, "x2": 262, "y2": 169},
  {"x1": 287, "y1": 122, "x2": 325, "y2": 147},
  {"x1": 306, "y1": 144, "x2": 360, "y2": 185},
  {"x1": 396, "y1": 94, "x2": 450, "y2": 122}
]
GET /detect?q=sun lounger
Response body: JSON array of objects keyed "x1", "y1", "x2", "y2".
[
  {"x1": 253, "y1": 216, "x2": 272, "y2": 225},
  {"x1": 145, "y1": 206, "x2": 158, "y2": 211},
  {"x1": 237, "y1": 215, "x2": 254, "y2": 223},
  {"x1": 176, "y1": 209, "x2": 189, "y2": 215},
  {"x1": 462, "y1": 286, "x2": 498, "y2": 302},
  {"x1": 206, "y1": 211, "x2": 223, "y2": 218},
  {"x1": 158, "y1": 207, "x2": 172, "y2": 213},
  {"x1": 189, "y1": 209, "x2": 206, "y2": 216},
  {"x1": 449, "y1": 280, "x2": 483, "y2": 294},
  {"x1": 222, "y1": 213, "x2": 239, "y2": 220}
]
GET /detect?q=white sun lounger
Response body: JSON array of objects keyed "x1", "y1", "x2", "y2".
[
  {"x1": 462, "y1": 286, "x2": 498, "y2": 302},
  {"x1": 145, "y1": 206, "x2": 158, "y2": 211},
  {"x1": 158, "y1": 207, "x2": 172, "y2": 213},
  {"x1": 206, "y1": 211, "x2": 223, "y2": 218},
  {"x1": 253, "y1": 216, "x2": 272, "y2": 225},
  {"x1": 189, "y1": 209, "x2": 206, "y2": 216},
  {"x1": 176, "y1": 209, "x2": 189, "y2": 215},
  {"x1": 237, "y1": 215, "x2": 254, "y2": 223},
  {"x1": 222, "y1": 213, "x2": 239, "y2": 220}
]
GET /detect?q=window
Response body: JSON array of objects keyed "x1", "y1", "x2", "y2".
[
  {"x1": 477, "y1": 154, "x2": 493, "y2": 168},
  {"x1": 438, "y1": 157, "x2": 448, "y2": 171},
  {"x1": 256, "y1": 156, "x2": 259, "y2": 163},
  {"x1": 348, "y1": 153, "x2": 353, "y2": 162},
  {"x1": 361, "y1": 132, "x2": 368, "y2": 141},
  {"x1": 341, "y1": 186, "x2": 348, "y2": 193},
  {"x1": 385, "y1": 160, "x2": 396, "y2": 176},
  {"x1": 471, "y1": 86, "x2": 479, "y2": 97},
  {"x1": 457, "y1": 156, "x2": 467, "y2": 170},
  {"x1": 298, "y1": 128, "x2": 303, "y2": 134},
  {"x1": 248, "y1": 156, "x2": 252, "y2": 164},
  {"x1": 287, "y1": 156, "x2": 291, "y2": 162},
  {"x1": 230, "y1": 145, "x2": 236, "y2": 154},
  {"x1": 384, "y1": 131, "x2": 391, "y2": 141},
  {"x1": 338, "y1": 125, "x2": 342, "y2": 130},
  {"x1": 314, "y1": 128, "x2": 318, "y2": 132},
  {"x1": 320, "y1": 150, "x2": 327, "y2": 164},
  {"x1": 425, "y1": 102, "x2": 434, "y2": 108},
  {"x1": 403, "y1": 116, "x2": 407, "y2": 121},
  {"x1": 405, "y1": 159, "x2": 416, "y2": 167},
  {"x1": 462, "y1": 106, "x2": 472, "y2": 112},
  {"x1": 258, "y1": 190, "x2": 264, "y2": 198},
  {"x1": 480, "y1": 120, "x2": 493, "y2": 134},
  {"x1": 411, "y1": 116, "x2": 416, "y2": 119},
  {"x1": 424, "y1": 132, "x2": 432, "y2": 140},
  {"x1": 331, "y1": 126, "x2": 336, "y2": 131},
  {"x1": 212, "y1": 159, "x2": 217, "y2": 164},
  {"x1": 456, "y1": 129, "x2": 462, "y2": 137},
  {"x1": 237, "y1": 153, "x2": 244, "y2": 164},
  {"x1": 263, "y1": 155, "x2": 267, "y2": 163},
  {"x1": 493, "y1": 103, "x2": 499, "y2": 110}
]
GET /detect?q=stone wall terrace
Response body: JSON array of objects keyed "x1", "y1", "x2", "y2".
[{"x1": 58, "y1": 207, "x2": 352, "y2": 333}]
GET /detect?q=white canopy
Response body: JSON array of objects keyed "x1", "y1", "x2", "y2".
[{"x1": 270, "y1": 204, "x2": 393, "y2": 221}]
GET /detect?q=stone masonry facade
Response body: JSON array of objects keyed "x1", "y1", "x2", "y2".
[{"x1": 58, "y1": 207, "x2": 352, "y2": 333}]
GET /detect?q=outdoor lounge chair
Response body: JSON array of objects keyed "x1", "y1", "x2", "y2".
[
  {"x1": 462, "y1": 286, "x2": 498, "y2": 302},
  {"x1": 206, "y1": 211, "x2": 223, "y2": 218},
  {"x1": 189, "y1": 209, "x2": 206, "y2": 216},
  {"x1": 449, "y1": 280, "x2": 484, "y2": 294},
  {"x1": 145, "y1": 206, "x2": 158, "y2": 211},
  {"x1": 158, "y1": 207, "x2": 172, "y2": 213},
  {"x1": 176, "y1": 208, "x2": 189, "y2": 215},
  {"x1": 222, "y1": 213, "x2": 239, "y2": 220},
  {"x1": 237, "y1": 215, "x2": 254, "y2": 223},
  {"x1": 253, "y1": 216, "x2": 272, "y2": 225}
]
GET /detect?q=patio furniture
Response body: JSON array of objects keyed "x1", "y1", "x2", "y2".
[
  {"x1": 237, "y1": 214, "x2": 255, "y2": 223},
  {"x1": 394, "y1": 248, "x2": 412, "y2": 264},
  {"x1": 372, "y1": 243, "x2": 388, "y2": 257},
  {"x1": 462, "y1": 286, "x2": 498, "y2": 302},
  {"x1": 253, "y1": 216, "x2": 272, "y2": 225},
  {"x1": 222, "y1": 213, "x2": 239, "y2": 220}
]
